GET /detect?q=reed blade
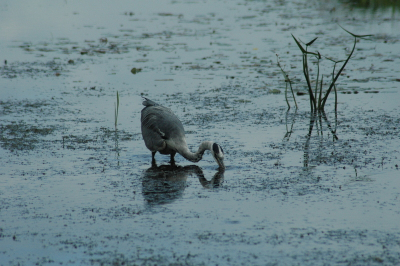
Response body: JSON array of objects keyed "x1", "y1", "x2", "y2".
[{"x1": 306, "y1": 37, "x2": 318, "y2": 47}]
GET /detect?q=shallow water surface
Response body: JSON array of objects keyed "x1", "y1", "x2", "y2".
[{"x1": 1, "y1": 0, "x2": 400, "y2": 265}]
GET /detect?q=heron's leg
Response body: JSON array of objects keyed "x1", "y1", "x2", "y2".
[
  {"x1": 170, "y1": 152, "x2": 176, "y2": 166},
  {"x1": 151, "y1": 152, "x2": 156, "y2": 165}
]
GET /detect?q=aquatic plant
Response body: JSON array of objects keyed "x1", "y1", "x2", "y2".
[
  {"x1": 277, "y1": 55, "x2": 297, "y2": 109},
  {"x1": 280, "y1": 26, "x2": 372, "y2": 111}
]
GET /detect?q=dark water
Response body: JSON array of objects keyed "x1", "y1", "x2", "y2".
[{"x1": 1, "y1": 0, "x2": 399, "y2": 265}]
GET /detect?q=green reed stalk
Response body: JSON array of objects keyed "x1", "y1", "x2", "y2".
[
  {"x1": 290, "y1": 27, "x2": 371, "y2": 111},
  {"x1": 114, "y1": 91, "x2": 119, "y2": 131}
]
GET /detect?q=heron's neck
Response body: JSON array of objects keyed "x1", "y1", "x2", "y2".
[{"x1": 179, "y1": 141, "x2": 213, "y2": 162}]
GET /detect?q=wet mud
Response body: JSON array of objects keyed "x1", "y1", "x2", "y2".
[{"x1": 1, "y1": 0, "x2": 400, "y2": 265}]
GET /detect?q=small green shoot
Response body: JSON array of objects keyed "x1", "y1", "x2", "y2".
[{"x1": 114, "y1": 91, "x2": 119, "y2": 131}]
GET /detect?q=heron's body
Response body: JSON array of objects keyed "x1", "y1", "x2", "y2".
[{"x1": 141, "y1": 98, "x2": 224, "y2": 168}]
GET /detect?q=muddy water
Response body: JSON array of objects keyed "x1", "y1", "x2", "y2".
[{"x1": 1, "y1": 0, "x2": 400, "y2": 265}]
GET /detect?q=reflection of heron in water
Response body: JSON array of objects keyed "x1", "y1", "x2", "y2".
[
  {"x1": 198, "y1": 169, "x2": 225, "y2": 189},
  {"x1": 142, "y1": 164, "x2": 225, "y2": 205},
  {"x1": 141, "y1": 98, "x2": 225, "y2": 169}
]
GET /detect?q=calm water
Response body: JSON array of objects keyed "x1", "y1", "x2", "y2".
[{"x1": 1, "y1": 0, "x2": 399, "y2": 265}]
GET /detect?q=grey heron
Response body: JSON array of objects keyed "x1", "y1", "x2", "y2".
[{"x1": 141, "y1": 97, "x2": 225, "y2": 169}]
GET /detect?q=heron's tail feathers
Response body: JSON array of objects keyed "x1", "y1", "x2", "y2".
[{"x1": 142, "y1": 97, "x2": 159, "y2": 107}]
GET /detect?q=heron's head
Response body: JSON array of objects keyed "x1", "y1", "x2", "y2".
[{"x1": 211, "y1": 143, "x2": 225, "y2": 169}]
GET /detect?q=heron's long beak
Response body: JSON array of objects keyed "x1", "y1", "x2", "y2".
[{"x1": 214, "y1": 156, "x2": 225, "y2": 169}]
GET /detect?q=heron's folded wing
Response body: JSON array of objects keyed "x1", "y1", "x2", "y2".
[
  {"x1": 141, "y1": 105, "x2": 184, "y2": 140},
  {"x1": 141, "y1": 109, "x2": 166, "y2": 138}
]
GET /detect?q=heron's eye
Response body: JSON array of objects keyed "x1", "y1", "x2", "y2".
[{"x1": 212, "y1": 143, "x2": 220, "y2": 155}]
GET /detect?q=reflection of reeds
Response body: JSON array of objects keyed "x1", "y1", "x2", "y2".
[
  {"x1": 283, "y1": 109, "x2": 339, "y2": 168},
  {"x1": 113, "y1": 91, "x2": 120, "y2": 164},
  {"x1": 283, "y1": 108, "x2": 297, "y2": 142},
  {"x1": 280, "y1": 27, "x2": 372, "y2": 111},
  {"x1": 303, "y1": 111, "x2": 339, "y2": 168}
]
